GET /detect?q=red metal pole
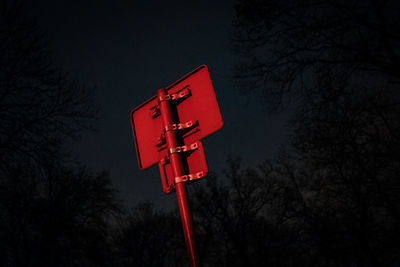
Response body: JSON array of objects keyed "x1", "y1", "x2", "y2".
[{"x1": 157, "y1": 88, "x2": 199, "y2": 267}]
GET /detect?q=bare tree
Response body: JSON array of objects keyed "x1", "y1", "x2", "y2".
[
  {"x1": 233, "y1": 0, "x2": 400, "y2": 110},
  {"x1": 190, "y1": 158, "x2": 308, "y2": 267},
  {"x1": 233, "y1": 0, "x2": 400, "y2": 266},
  {"x1": 0, "y1": 1, "x2": 98, "y2": 171},
  {"x1": 0, "y1": 160, "x2": 121, "y2": 267},
  {"x1": 0, "y1": 3, "x2": 124, "y2": 267},
  {"x1": 112, "y1": 202, "x2": 186, "y2": 267}
]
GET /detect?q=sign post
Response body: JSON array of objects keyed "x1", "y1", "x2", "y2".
[
  {"x1": 130, "y1": 65, "x2": 223, "y2": 267},
  {"x1": 157, "y1": 88, "x2": 199, "y2": 266}
]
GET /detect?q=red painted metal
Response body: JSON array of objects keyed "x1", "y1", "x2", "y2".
[
  {"x1": 157, "y1": 88, "x2": 199, "y2": 267},
  {"x1": 130, "y1": 65, "x2": 224, "y2": 266},
  {"x1": 131, "y1": 65, "x2": 223, "y2": 170},
  {"x1": 159, "y1": 140, "x2": 208, "y2": 194}
]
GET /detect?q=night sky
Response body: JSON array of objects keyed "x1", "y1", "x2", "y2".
[{"x1": 29, "y1": 0, "x2": 289, "y2": 208}]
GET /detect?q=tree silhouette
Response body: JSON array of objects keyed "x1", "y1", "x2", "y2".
[
  {"x1": 0, "y1": 2, "x2": 121, "y2": 267},
  {"x1": 233, "y1": 0, "x2": 400, "y2": 110},
  {"x1": 189, "y1": 158, "x2": 307, "y2": 267},
  {"x1": 112, "y1": 202, "x2": 186, "y2": 267},
  {"x1": 0, "y1": 160, "x2": 121, "y2": 267},
  {"x1": 233, "y1": 0, "x2": 400, "y2": 266},
  {"x1": 0, "y1": 1, "x2": 98, "y2": 172}
]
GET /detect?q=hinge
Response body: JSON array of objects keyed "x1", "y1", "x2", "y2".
[{"x1": 175, "y1": 171, "x2": 206, "y2": 183}]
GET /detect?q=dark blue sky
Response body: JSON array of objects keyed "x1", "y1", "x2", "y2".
[{"x1": 30, "y1": 0, "x2": 290, "y2": 208}]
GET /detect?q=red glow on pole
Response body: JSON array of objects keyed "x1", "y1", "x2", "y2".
[
  {"x1": 157, "y1": 88, "x2": 199, "y2": 267},
  {"x1": 130, "y1": 65, "x2": 223, "y2": 266}
]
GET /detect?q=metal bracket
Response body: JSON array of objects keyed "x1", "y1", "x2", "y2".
[
  {"x1": 150, "y1": 105, "x2": 160, "y2": 118},
  {"x1": 169, "y1": 142, "x2": 198, "y2": 154},
  {"x1": 150, "y1": 88, "x2": 191, "y2": 119},
  {"x1": 158, "y1": 88, "x2": 191, "y2": 103},
  {"x1": 156, "y1": 120, "x2": 198, "y2": 147},
  {"x1": 159, "y1": 155, "x2": 170, "y2": 165},
  {"x1": 156, "y1": 133, "x2": 166, "y2": 147},
  {"x1": 165, "y1": 120, "x2": 197, "y2": 132},
  {"x1": 175, "y1": 171, "x2": 206, "y2": 183}
]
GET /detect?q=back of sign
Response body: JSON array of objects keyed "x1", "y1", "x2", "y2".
[{"x1": 131, "y1": 65, "x2": 223, "y2": 170}]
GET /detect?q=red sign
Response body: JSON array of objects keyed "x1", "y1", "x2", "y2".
[
  {"x1": 130, "y1": 65, "x2": 223, "y2": 265},
  {"x1": 131, "y1": 65, "x2": 223, "y2": 170}
]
